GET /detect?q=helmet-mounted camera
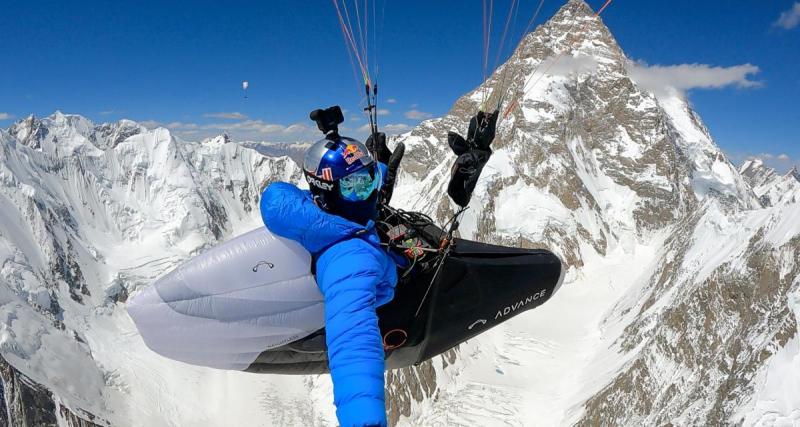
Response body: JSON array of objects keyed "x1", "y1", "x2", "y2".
[{"x1": 309, "y1": 106, "x2": 345, "y2": 137}]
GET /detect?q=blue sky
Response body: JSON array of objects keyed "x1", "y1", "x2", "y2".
[{"x1": 1, "y1": 1, "x2": 798, "y2": 170}]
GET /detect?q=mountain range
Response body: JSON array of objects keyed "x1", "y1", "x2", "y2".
[{"x1": 1, "y1": 0, "x2": 798, "y2": 425}]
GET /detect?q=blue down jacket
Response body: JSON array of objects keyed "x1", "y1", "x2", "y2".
[{"x1": 260, "y1": 182, "x2": 397, "y2": 427}]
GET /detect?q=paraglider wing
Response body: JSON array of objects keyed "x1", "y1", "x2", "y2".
[{"x1": 126, "y1": 227, "x2": 324, "y2": 370}]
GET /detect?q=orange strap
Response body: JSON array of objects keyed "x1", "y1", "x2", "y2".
[{"x1": 383, "y1": 329, "x2": 408, "y2": 350}]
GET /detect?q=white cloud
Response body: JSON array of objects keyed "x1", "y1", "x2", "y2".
[
  {"x1": 386, "y1": 98, "x2": 397, "y2": 104},
  {"x1": 201, "y1": 120, "x2": 320, "y2": 141},
  {"x1": 99, "y1": 110, "x2": 115, "y2": 116},
  {"x1": 543, "y1": 55, "x2": 599, "y2": 77},
  {"x1": 382, "y1": 123, "x2": 412, "y2": 134},
  {"x1": 404, "y1": 109, "x2": 433, "y2": 120},
  {"x1": 744, "y1": 153, "x2": 792, "y2": 162},
  {"x1": 627, "y1": 62, "x2": 762, "y2": 97},
  {"x1": 138, "y1": 118, "x2": 319, "y2": 141},
  {"x1": 356, "y1": 123, "x2": 411, "y2": 134},
  {"x1": 377, "y1": 109, "x2": 390, "y2": 116},
  {"x1": 775, "y1": 2, "x2": 800, "y2": 29},
  {"x1": 0, "y1": 112, "x2": 14, "y2": 120},
  {"x1": 139, "y1": 120, "x2": 161, "y2": 129},
  {"x1": 321, "y1": 121, "x2": 414, "y2": 140},
  {"x1": 165, "y1": 122, "x2": 199, "y2": 130},
  {"x1": 203, "y1": 112, "x2": 248, "y2": 120},
  {"x1": 739, "y1": 152, "x2": 797, "y2": 172},
  {"x1": 284, "y1": 123, "x2": 304, "y2": 133},
  {"x1": 206, "y1": 120, "x2": 285, "y2": 134}
]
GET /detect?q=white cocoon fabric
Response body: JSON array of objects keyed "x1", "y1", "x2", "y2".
[{"x1": 127, "y1": 227, "x2": 324, "y2": 370}]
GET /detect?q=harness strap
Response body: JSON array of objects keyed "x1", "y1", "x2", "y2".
[{"x1": 310, "y1": 228, "x2": 370, "y2": 277}]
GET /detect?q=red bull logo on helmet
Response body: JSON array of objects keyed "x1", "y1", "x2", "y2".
[{"x1": 342, "y1": 144, "x2": 365, "y2": 165}]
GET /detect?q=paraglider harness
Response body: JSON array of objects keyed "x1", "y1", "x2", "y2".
[
  {"x1": 246, "y1": 107, "x2": 562, "y2": 374},
  {"x1": 309, "y1": 105, "x2": 500, "y2": 352},
  {"x1": 371, "y1": 109, "x2": 500, "y2": 354}
]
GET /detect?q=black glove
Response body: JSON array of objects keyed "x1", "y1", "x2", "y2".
[
  {"x1": 445, "y1": 110, "x2": 499, "y2": 207},
  {"x1": 447, "y1": 150, "x2": 491, "y2": 207},
  {"x1": 466, "y1": 110, "x2": 499, "y2": 151},
  {"x1": 365, "y1": 132, "x2": 392, "y2": 164},
  {"x1": 447, "y1": 132, "x2": 469, "y2": 156}
]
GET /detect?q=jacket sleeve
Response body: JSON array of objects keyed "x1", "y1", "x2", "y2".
[
  {"x1": 259, "y1": 182, "x2": 319, "y2": 244},
  {"x1": 315, "y1": 239, "x2": 387, "y2": 427},
  {"x1": 260, "y1": 182, "x2": 358, "y2": 253}
]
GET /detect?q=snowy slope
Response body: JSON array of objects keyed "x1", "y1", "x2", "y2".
[
  {"x1": 0, "y1": 116, "x2": 306, "y2": 426},
  {"x1": 1, "y1": 0, "x2": 798, "y2": 426}
]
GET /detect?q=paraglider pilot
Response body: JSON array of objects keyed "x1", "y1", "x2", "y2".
[
  {"x1": 260, "y1": 106, "x2": 396, "y2": 427},
  {"x1": 259, "y1": 105, "x2": 498, "y2": 427}
]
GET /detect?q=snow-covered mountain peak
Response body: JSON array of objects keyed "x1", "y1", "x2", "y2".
[
  {"x1": 8, "y1": 112, "x2": 102, "y2": 156},
  {"x1": 203, "y1": 133, "x2": 232, "y2": 147},
  {"x1": 92, "y1": 119, "x2": 148, "y2": 149},
  {"x1": 49, "y1": 110, "x2": 94, "y2": 132},
  {"x1": 8, "y1": 114, "x2": 44, "y2": 147},
  {"x1": 6, "y1": 113, "x2": 161, "y2": 154},
  {"x1": 740, "y1": 157, "x2": 766, "y2": 172},
  {"x1": 789, "y1": 166, "x2": 799, "y2": 182},
  {"x1": 395, "y1": 0, "x2": 756, "y2": 274},
  {"x1": 740, "y1": 159, "x2": 800, "y2": 206},
  {"x1": 739, "y1": 158, "x2": 777, "y2": 188},
  {"x1": 530, "y1": 0, "x2": 625, "y2": 63}
]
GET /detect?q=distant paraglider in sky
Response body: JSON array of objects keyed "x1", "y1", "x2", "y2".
[{"x1": 242, "y1": 80, "x2": 249, "y2": 98}]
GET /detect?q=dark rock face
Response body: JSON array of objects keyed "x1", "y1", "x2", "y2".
[
  {"x1": 91, "y1": 122, "x2": 145, "y2": 150},
  {"x1": 8, "y1": 116, "x2": 48, "y2": 150},
  {"x1": 385, "y1": 349, "x2": 458, "y2": 425},
  {"x1": 0, "y1": 357, "x2": 100, "y2": 427},
  {"x1": 579, "y1": 221, "x2": 800, "y2": 425}
]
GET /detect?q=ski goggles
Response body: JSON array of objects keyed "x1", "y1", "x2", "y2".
[{"x1": 339, "y1": 166, "x2": 382, "y2": 201}]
